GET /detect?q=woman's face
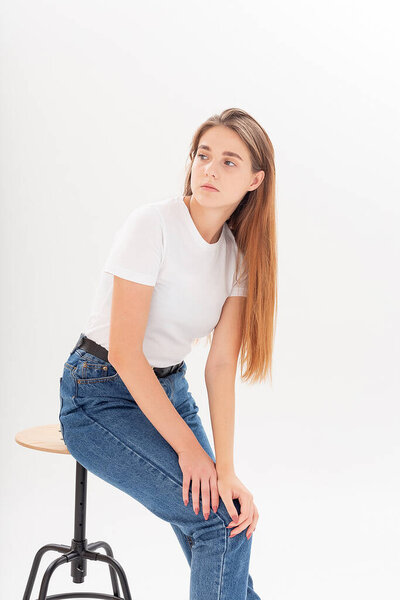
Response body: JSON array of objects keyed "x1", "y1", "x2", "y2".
[{"x1": 191, "y1": 125, "x2": 264, "y2": 212}]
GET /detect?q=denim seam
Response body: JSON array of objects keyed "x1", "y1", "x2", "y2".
[
  {"x1": 217, "y1": 526, "x2": 228, "y2": 599},
  {"x1": 76, "y1": 374, "x2": 120, "y2": 384}
]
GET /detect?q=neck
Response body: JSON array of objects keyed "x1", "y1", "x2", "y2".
[{"x1": 184, "y1": 194, "x2": 227, "y2": 244}]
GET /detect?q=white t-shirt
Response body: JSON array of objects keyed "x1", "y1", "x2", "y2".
[{"x1": 83, "y1": 194, "x2": 248, "y2": 367}]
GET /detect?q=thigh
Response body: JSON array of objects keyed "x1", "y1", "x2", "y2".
[{"x1": 59, "y1": 351, "x2": 227, "y2": 534}]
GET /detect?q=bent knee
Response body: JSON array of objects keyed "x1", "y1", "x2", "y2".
[{"x1": 191, "y1": 519, "x2": 227, "y2": 551}]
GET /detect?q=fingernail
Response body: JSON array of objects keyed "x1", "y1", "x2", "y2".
[
  {"x1": 184, "y1": 500, "x2": 188, "y2": 506},
  {"x1": 212, "y1": 505, "x2": 218, "y2": 513},
  {"x1": 204, "y1": 513, "x2": 209, "y2": 520},
  {"x1": 195, "y1": 507, "x2": 199, "y2": 515},
  {"x1": 229, "y1": 532, "x2": 236, "y2": 538}
]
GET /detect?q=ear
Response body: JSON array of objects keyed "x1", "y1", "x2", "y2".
[{"x1": 249, "y1": 170, "x2": 265, "y2": 191}]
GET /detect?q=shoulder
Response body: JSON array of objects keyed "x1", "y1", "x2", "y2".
[
  {"x1": 104, "y1": 199, "x2": 168, "y2": 282},
  {"x1": 107, "y1": 201, "x2": 166, "y2": 257},
  {"x1": 120, "y1": 200, "x2": 168, "y2": 237},
  {"x1": 126, "y1": 194, "x2": 179, "y2": 228},
  {"x1": 125, "y1": 201, "x2": 161, "y2": 224}
]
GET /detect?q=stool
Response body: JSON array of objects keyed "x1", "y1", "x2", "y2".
[{"x1": 15, "y1": 424, "x2": 133, "y2": 600}]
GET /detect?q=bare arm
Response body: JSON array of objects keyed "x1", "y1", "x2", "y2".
[
  {"x1": 205, "y1": 364, "x2": 237, "y2": 475},
  {"x1": 206, "y1": 295, "x2": 258, "y2": 536},
  {"x1": 205, "y1": 296, "x2": 246, "y2": 476},
  {"x1": 108, "y1": 275, "x2": 201, "y2": 455}
]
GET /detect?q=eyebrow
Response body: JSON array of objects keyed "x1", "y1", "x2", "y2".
[{"x1": 197, "y1": 144, "x2": 244, "y2": 161}]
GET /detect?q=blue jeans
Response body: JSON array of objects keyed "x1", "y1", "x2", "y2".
[{"x1": 59, "y1": 345, "x2": 261, "y2": 600}]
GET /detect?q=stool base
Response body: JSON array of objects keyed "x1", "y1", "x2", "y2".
[{"x1": 22, "y1": 461, "x2": 133, "y2": 600}]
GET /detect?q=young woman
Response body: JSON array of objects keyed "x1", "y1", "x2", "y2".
[{"x1": 59, "y1": 107, "x2": 277, "y2": 600}]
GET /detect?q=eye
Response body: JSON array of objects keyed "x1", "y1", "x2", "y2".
[{"x1": 197, "y1": 153, "x2": 235, "y2": 167}]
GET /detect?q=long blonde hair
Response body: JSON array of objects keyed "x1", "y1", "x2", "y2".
[{"x1": 183, "y1": 108, "x2": 277, "y2": 384}]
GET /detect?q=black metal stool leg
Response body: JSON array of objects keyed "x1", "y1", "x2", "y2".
[
  {"x1": 22, "y1": 544, "x2": 72, "y2": 600},
  {"x1": 37, "y1": 551, "x2": 79, "y2": 600},
  {"x1": 21, "y1": 459, "x2": 134, "y2": 600},
  {"x1": 84, "y1": 549, "x2": 132, "y2": 600},
  {"x1": 87, "y1": 541, "x2": 121, "y2": 597}
]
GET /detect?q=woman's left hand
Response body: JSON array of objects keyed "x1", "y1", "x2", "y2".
[{"x1": 216, "y1": 471, "x2": 259, "y2": 539}]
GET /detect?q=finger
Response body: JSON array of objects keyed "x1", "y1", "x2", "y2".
[
  {"x1": 246, "y1": 506, "x2": 259, "y2": 539},
  {"x1": 228, "y1": 516, "x2": 252, "y2": 537},
  {"x1": 229, "y1": 511, "x2": 254, "y2": 538},
  {"x1": 210, "y1": 475, "x2": 219, "y2": 513},
  {"x1": 201, "y1": 478, "x2": 211, "y2": 520},
  {"x1": 182, "y1": 473, "x2": 190, "y2": 506},
  {"x1": 192, "y1": 477, "x2": 200, "y2": 514},
  {"x1": 228, "y1": 502, "x2": 254, "y2": 534},
  {"x1": 226, "y1": 497, "x2": 251, "y2": 528},
  {"x1": 246, "y1": 511, "x2": 259, "y2": 539},
  {"x1": 222, "y1": 495, "x2": 239, "y2": 524}
]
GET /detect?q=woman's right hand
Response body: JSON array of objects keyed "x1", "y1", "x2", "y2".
[{"x1": 178, "y1": 444, "x2": 220, "y2": 520}]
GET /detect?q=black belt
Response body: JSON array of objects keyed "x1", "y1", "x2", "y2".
[{"x1": 71, "y1": 333, "x2": 184, "y2": 378}]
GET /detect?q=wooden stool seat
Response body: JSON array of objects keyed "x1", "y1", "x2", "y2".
[
  {"x1": 16, "y1": 421, "x2": 133, "y2": 599},
  {"x1": 15, "y1": 424, "x2": 70, "y2": 455}
]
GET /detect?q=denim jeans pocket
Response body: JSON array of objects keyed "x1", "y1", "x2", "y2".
[{"x1": 73, "y1": 351, "x2": 120, "y2": 384}]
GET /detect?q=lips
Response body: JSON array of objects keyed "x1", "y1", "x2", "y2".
[{"x1": 201, "y1": 184, "x2": 218, "y2": 191}]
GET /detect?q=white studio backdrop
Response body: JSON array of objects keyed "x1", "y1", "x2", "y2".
[{"x1": 1, "y1": 1, "x2": 399, "y2": 599}]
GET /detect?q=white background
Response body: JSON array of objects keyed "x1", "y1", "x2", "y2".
[{"x1": 1, "y1": 1, "x2": 399, "y2": 598}]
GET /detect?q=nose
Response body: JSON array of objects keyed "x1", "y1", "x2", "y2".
[{"x1": 204, "y1": 161, "x2": 217, "y2": 178}]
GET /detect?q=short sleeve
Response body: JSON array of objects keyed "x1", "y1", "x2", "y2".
[
  {"x1": 103, "y1": 205, "x2": 164, "y2": 286},
  {"x1": 229, "y1": 249, "x2": 248, "y2": 297}
]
